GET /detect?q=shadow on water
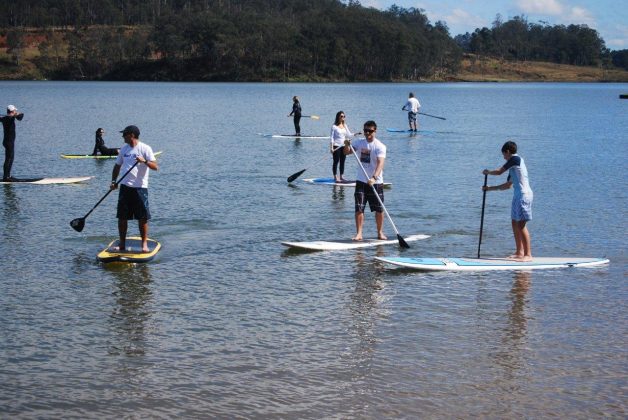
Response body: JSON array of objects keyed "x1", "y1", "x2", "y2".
[{"x1": 1, "y1": 184, "x2": 20, "y2": 236}]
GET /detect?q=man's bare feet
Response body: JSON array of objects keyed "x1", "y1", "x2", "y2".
[
  {"x1": 352, "y1": 235, "x2": 363, "y2": 241},
  {"x1": 514, "y1": 256, "x2": 533, "y2": 262},
  {"x1": 506, "y1": 254, "x2": 523, "y2": 260},
  {"x1": 109, "y1": 246, "x2": 126, "y2": 252},
  {"x1": 378, "y1": 234, "x2": 388, "y2": 240}
]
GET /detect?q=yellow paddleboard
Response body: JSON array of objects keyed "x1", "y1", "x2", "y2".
[{"x1": 97, "y1": 237, "x2": 161, "y2": 263}]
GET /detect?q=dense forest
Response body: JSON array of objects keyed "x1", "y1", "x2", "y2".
[{"x1": 0, "y1": 0, "x2": 626, "y2": 81}]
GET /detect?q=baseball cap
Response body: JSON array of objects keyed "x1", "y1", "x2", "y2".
[
  {"x1": 7, "y1": 105, "x2": 17, "y2": 112},
  {"x1": 119, "y1": 125, "x2": 140, "y2": 137}
]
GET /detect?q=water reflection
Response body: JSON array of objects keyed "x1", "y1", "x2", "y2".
[
  {"x1": 107, "y1": 264, "x2": 154, "y2": 358},
  {"x1": 494, "y1": 271, "x2": 532, "y2": 375},
  {"x1": 331, "y1": 185, "x2": 346, "y2": 201},
  {"x1": 1, "y1": 184, "x2": 20, "y2": 241}
]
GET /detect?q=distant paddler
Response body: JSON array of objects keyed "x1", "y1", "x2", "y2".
[
  {"x1": 92, "y1": 128, "x2": 120, "y2": 156},
  {"x1": 401, "y1": 92, "x2": 421, "y2": 132},
  {"x1": 288, "y1": 96, "x2": 302, "y2": 136}
]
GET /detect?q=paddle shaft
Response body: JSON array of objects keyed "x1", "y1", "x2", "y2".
[
  {"x1": 287, "y1": 146, "x2": 340, "y2": 182},
  {"x1": 419, "y1": 112, "x2": 446, "y2": 120},
  {"x1": 478, "y1": 173, "x2": 488, "y2": 258},
  {"x1": 81, "y1": 161, "x2": 140, "y2": 219},
  {"x1": 348, "y1": 144, "x2": 409, "y2": 247}
]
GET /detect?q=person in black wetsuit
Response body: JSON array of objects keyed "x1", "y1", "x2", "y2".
[
  {"x1": 288, "y1": 96, "x2": 302, "y2": 136},
  {"x1": 1, "y1": 105, "x2": 24, "y2": 181},
  {"x1": 92, "y1": 128, "x2": 119, "y2": 156}
]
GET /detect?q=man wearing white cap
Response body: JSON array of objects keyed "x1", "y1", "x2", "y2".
[{"x1": 1, "y1": 105, "x2": 24, "y2": 181}]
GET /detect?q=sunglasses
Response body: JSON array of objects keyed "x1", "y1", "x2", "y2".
[{"x1": 363, "y1": 129, "x2": 375, "y2": 134}]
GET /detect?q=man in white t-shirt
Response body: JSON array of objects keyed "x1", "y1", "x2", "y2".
[
  {"x1": 343, "y1": 120, "x2": 387, "y2": 241},
  {"x1": 110, "y1": 125, "x2": 158, "y2": 252},
  {"x1": 402, "y1": 92, "x2": 421, "y2": 132}
]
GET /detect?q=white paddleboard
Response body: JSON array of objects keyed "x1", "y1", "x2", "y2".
[
  {"x1": 0, "y1": 176, "x2": 93, "y2": 185},
  {"x1": 61, "y1": 151, "x2": 163, "y2": 159},
  {"x1": 386, "y1": 128, "x2": 435, "y2": 134},
  {"x1": 282, "y1": 234, "x2": 430, "y2": 251},
  {"x1": 375, "y1": 256, "x2": 610, "y2": 272},
  {"x1": 303, "y1": 177, "x2": 392, "y2": 187}
]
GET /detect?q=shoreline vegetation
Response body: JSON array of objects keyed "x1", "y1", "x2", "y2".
[{"x1": 1, "y1": 0, "x2": 627, "y2": 83}]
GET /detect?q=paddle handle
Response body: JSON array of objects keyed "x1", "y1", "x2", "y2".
[
  {"x1": 82, "y1": 160, "x2": 140, "y2": 219},
  {"x1": 478, "y1": 173, "x2": 488, "y2": 258},
  {"x1": 418, "y1": 112, "x2": 446, "y2": 120}
]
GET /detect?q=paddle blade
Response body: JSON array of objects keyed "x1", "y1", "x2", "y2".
[
  {"x1": 287, "y1": 169, "x2": 306, "y2": 183},
  {"x1": 310, "y1": 115, "x2": 320, "y2": 120},
  {"x1": 397, "y1": 234, "x2": 410, "y2": 249},
  {"x1": 70, "y1": 217, "x2": 85, "y2": 232}
]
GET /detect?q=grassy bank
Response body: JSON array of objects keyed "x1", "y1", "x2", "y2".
[{"x1": 1, "y1": 36, "x2": 628, "y2": 82}]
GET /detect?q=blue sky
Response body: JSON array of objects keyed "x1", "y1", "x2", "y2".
[{"x1": 362, "y1": 0, "x2": 627, "y2": 50}]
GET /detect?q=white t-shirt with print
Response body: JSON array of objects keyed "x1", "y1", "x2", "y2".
[
  {"x1": 115, "y1": 141, "x2": 156, "y2": 188},
  {"x1": 352, "y1": 138, "x2": 386, "y2": 184}
]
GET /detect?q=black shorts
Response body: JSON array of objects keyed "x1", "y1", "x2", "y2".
[
  {"x1": 354, "y1": 181, "x2": 384, "y2": 213},
  {"x1": 117, "y1": 184, "x2": 151, "y2": 220}
]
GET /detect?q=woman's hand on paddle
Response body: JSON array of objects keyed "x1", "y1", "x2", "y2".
[
  {"x1": 482, "y1": 169, "x2": 490, "y2": 175},
  {"x1": 110, "y1": 181, "x2": 118, "y2": 190}
]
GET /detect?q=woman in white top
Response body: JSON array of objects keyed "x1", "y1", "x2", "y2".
[{"x1": 330, "y1": 111, "x2": 359, "y2": 182}]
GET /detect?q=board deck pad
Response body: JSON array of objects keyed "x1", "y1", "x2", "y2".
[
  {"x1": 282, "y1": 234, "x2": 429, "y2": 251},
  {"x1": 61, "y1": 151, "x2": 163, "y2": 159},
  {"x1": 97, "y1": 237, "x2": 161, "y2": 263},
  {"x1": 303, "y1": 177, "x2": 392, "y2": 187},
  {"x1": 375, "y1": 256, "x2": 610, "y2": 272},
  {"x1": 0, "y1": 176, "x2": 93, "y2": 184}
]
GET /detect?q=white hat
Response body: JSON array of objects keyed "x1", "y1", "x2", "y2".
[{"x1": 7, "y1": 105, "x2": 17, "y2": 112}]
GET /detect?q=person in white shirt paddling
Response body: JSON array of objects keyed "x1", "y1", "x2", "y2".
[
  {"x1": 110, "y1": 125, "x2": 158, "y2": 253},
  {"x1": 343, "y1": 120, "x2": 387, "y2": 241},
  {"x1": 402, "y1": 92, "x2": 421, "y2": 132}
]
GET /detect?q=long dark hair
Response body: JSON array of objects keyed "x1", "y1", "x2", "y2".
[
  {"x1": 95, "y1": 128, "x2": 104, "y2": 138},
  {"x1": 334, "y1": 111, "x2": 345, "y2": 126}
]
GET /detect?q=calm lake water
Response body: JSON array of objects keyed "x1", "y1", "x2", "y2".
[{"x1": 0, "y1": 81, "x2": 626, "y2": 418}]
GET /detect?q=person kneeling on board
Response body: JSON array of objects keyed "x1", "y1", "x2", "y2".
[
  {"x1": 110, "y1": 125, "x2": 158, "y2": 253},
  {"x1": 92, "y1": 128, "x2": 119, "y2": 156},
  {"x1": 483, "y1": 140, "x2": 533, "y2": 262},
  {"x1": 344, "y1": 120, "x2": 387, "y2": 241}
]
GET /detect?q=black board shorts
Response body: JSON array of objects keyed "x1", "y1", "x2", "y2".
[
  {"x1": 354, "y1": 181, "x2": 384, "y2": 213},
  {"x1": 117, "y1": 184, "x2": 151, "y2": 220}
]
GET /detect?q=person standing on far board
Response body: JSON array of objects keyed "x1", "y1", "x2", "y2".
[
  {"x1": 402, "y1": 92, "x2": 421, "y2": 132},
  {"x1": 110, "y1": 125, "x2": 158, "y2": 253},
  {"x1": 483, "y1": 140, "x2": 533, "y2": 261},
  {"x1": 1, "y1": 105, "x2": 24, "y2": 181},
  {"x1": 288, "y1": 96, "x2": 302, "y2": 136}
]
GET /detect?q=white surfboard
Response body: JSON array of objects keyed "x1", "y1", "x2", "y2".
[
  {"x1": 303, "y1": 177, "x2": 392, "y2": 187},
  {"x1": 375, "y1": 256, "x2": 610, "y2": 272},
  {"x1": 0, "y1": 176, "x2": 93, "y2": 185},
  {"x1": 282, "y1": 234, "x2": 430, "y2": 251}
]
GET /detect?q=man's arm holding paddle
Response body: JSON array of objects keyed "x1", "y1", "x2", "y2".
[
  {"x1": 110, "y1": 156, "x2": 158, "y2": 190},
  {"x1": 482, "y1": 167, "x2": 512, "y2": 191}
]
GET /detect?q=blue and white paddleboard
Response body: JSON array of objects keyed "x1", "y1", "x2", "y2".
[
  {"x1": 386, "y1": 128, "x2": 435, "y2": 134},
  {"x1": 258, "y1": 133, "x2": 328, "y2": 139},
  {"x1": 303, "y1": 177, "x2": 392, "y2": 187},
  {"x1": 375, "y1": 256, "x2": 610, "y2": 272},
  {"x1": 282, "y1": 234, "x2": 430, "y2": 251}
]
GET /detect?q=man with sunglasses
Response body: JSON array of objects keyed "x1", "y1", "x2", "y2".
[{"x1": 343, "y1": 121, "x2": 387, "y2": 241}]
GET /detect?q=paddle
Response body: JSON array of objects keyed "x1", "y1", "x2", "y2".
[
  {"x1": 287, "y1": 146, "x2": 340, "y2": 183},
  {"x1": 70, "y1": 161, "x2": 140, "y2": 232},
  {"x1": 348, "y1": 143, "x2": 410, "y2": 248},
  {"x1": 302, "y1": 115, "x2": 320, "y2": 120},
  {"x1": 418, "y1": 112, "x2": 446, "y2": 120},
  {"x1": 477, "y1": 173, "x2": 488, "y2": 258}
]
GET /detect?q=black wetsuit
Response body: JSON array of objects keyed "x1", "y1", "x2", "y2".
[
  {"x1": 1, "y1": 113, "x2": 24, "y2": 180},
  {"x1": 290, "y1": 102, "x2": 302, "y2": 136},
  {"x1": 92, "y1": 134, "x2": 118, "y2": 156}
]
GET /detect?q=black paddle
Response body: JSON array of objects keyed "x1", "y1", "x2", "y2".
[
  {"x1": 419, "y1": 112, "x2": 446, "y2": 120},
  {"x1": 70, "y1": 161, "x2": 140, "y2": 232},
  {"x1": 287, "y1": 146, "x2": 340, "y2": 183},
  {"x1": 348, "y1": 143, "x2": 410, "y2": 248},
  {"x1": 477, "y1": 173, "x2": 488, "y2": 258}
]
